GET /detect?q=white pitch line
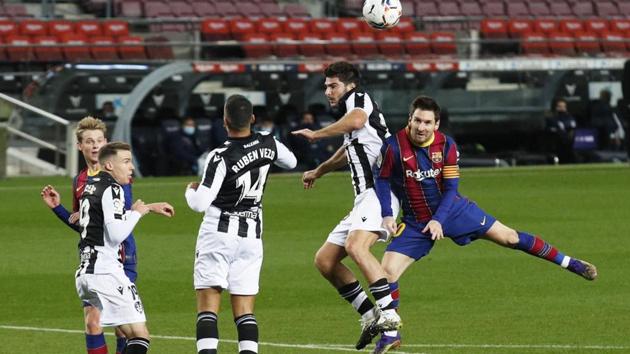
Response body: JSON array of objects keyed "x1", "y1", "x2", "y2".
[{"x1": 0, "y1": 325, "x2": 424, "y2": 353}]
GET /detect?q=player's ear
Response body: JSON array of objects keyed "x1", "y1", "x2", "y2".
[
  {"x1": 435, "y1": 119, "x2": 440, "y2": 130},
  {"x1": 250, "y1": 115, "x2": 255, "y2": 125}
]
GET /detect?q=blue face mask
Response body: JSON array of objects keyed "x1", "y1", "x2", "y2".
[{"x1": 183, "y1": 126, "x2": 196, "y2": 135}]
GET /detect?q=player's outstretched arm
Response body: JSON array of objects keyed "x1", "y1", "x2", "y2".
[
  {"x1": 302, "y1": 145, "x2": 347, "y2": 189},
  {"x1": 273, "y1": 138, "x2": 297, "y2": 170},
  {"x1": 41, "y1": 185, "x2": 81, "y2": 232},
  {"x1": 291, "y1": 109, "x2": 367, "y2": 142},
  {"x1": 145, "y1": 202, "x2": 175, "y2": 217}
]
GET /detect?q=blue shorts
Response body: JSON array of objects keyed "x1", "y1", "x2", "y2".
[{"x1": 387, "y1": 198, "x2": 496, "y2": 261}]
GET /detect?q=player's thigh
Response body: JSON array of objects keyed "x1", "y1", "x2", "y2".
[
  {"x1": 480, "y1": 220, "x2": 518, "y2": 247},
  {"x1": 230, "y1": 294, "x2": 256, "y2": 318},
  {"x1": 228, "y1": 238, "x2": 263, "y2": 296},
  {"x1": 346, "y1": 229, "x2": 380, "y2": 251},
  {"x1": 381, "y1": 251, "x2": 415, "y2": 282},
  {"x1": 88, "y1": 273, "x2": 147, "y2": 328},
  {"x1": 117, "y1": 322, "x2": 149, "y2": 340},
  {"x1": 197, "y1": 287, "x2": 222, "y2": 313},
  {"x1": 194, "y1": 232, "x2": 238, "y2": 290},
  {"x1": 348, "y1": 188, "x2": 399, "y2": 243},
  {"x1": 315, "y1": 241, "x2": 347, "y2": 268}
]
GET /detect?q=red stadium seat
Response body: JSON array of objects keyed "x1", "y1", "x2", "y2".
[
  {"x1": 242, "y1": 33, "x2": 272, "y2": 58},
  {"x1": 229, "y1": 18, "x2": 255, "y2": 41},
  {"x1": 350, "y1": 32, "x2": 378, "y2": 57},
  {"x1": 533, "y1": 19, "x2": 558, "y2": 36},
  {"x1": 584, "y1": 19, "x2": 609, "y2": 36},
  {"x1": 481, "y1": 19, "x2": 508, "y2": 39},
  {"x1": 33, "y1": 36, "x2": 63, "y2": 61},
  {"x1": 255, "y1": 18, "x2": 282, "y2": 36},
  {"x1": 61, "y1": 33, "x2": 91, "y2": 61},
  {"x1": 201, "y1": 19, "x2": 230, "y2": 41},
  {"x1": 6, "y1": 35, "x2": 31, "y2": 61},
  {"x1": 90, "y1": 36, "x2": 119, "y2": 61},
  {"x1": 610, "y1": 19, "x2": 630, "y2": 34},
  {"x1": 298, "y1": 33, "x2": 326, "y2": 57},
  {"x1": 19, "y1": 20, "x2": 47, "y2": 38},
  {"x1": 322, "y1": 32, "x2": 351, "y2": 57},
  {"x1": 47, "y1": 20, "x2": 74, "y2": 39},
  {"x1": 394, "y1": 18, "x2": 416, "y2": 34},
  {"x1": 0, "y1": 38, "x2": 7, "y2": 61},
  {"x1": 76, "y1": 21, "x2": 102, "y2": 37},
  {"x1": 270, "y1": 32, "x2": 298, "y2": 57},
  {"x1": 102, "y1": 20, "x2": 129, "y2": 39},
  {"x1": 548, "y1": 32, "x2": 575, "y2": 55},
  {"x1": 601, "y1": 31, "x2": 628, "y2": 54},
  {"x1": 404, "y1": 32, "x2": 431, "y2": 56},
  {"x1": 574, "y1": 31, "x2": 601, "y2": 55},
  {"x1": 145, "y1": 36, "x2": 175, "y2": 60},
  {"x1": 508, "y1": 19, "x2": 533, "y2": 39},
  {"x1": 376, "y1": 31, "x2": 404, "y2": 56},
  {"x1": 431, "y1": 32, "x2": 456, "y2": 55},
  {"x1": 309, "y1": 19, "x2": 335, "y2": 36},
  {"x1": 336, "y1": 18, "x2": 363, "y2": 36},
  {"x1": 117, "y1": 36, "x2": 147, "y2": 60},
  {"x1": 521, "y1": 33, "x2": 550, "y2": 55},
  {"x1": 282, "y1": 19, "x2": 309, "y2": 38},
  {"x1": 558, "y1": 19, "x2": 583, "y2": 35},
  {"x1": 0, "y1": 20, "x2": 18, "y2": 39}
]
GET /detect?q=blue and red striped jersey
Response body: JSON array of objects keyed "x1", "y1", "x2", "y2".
[{"x1": 375, "y1": 129, "x2": 462, "y2": 224}]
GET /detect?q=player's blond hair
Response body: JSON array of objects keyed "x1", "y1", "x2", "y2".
[{"x1": 75, "y1": 116, "x2": 107, "y2": 142}]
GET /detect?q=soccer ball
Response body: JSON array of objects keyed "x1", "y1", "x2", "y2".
[{"x1": 362, "y1": 0, "x2": 403, "y2": 29}]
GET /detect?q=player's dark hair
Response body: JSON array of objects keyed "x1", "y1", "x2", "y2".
[
  {"x1": 98, "y1": 141, "x2": 131, "y2": 165},
  {"x1": 224, "y1": 94, "x2": 253, "y2": 130},
  {"x1": 324, "y1": 61, "x2": 360, "y2": 86},
  {"x1": 409, "y1": 95, "x2": 441, "y2": 122}
]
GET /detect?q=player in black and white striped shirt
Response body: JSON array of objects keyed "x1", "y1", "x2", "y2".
[
  {"x1": 292, "y1": 61, "x2": 401, "y2": 350},
  {"x1": 186, "y1": 94, "x2": 296, "y2": 354}
]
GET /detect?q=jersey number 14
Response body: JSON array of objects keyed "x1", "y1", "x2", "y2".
[{"x1": 236, "y1": 165, "x2": 270, "y2": 204}]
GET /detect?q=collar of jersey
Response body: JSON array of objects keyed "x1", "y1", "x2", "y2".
[
  {"x1": 228, "y1": 133, "x2": 256, "y2": 141},
  {"x1": 87, "y1": 168, "x2": 100, "y2": 177},
  {"x1": 406, "y1": 128, "x2": 435, "y2": 148}
]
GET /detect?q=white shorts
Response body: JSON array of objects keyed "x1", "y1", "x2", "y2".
[
  {"x1": 194, "y1": 231, "x2": 263, "y2": 295},
  {"x1": 76, "y1": 272, "x2": 146, "y2": 327},
  {"x1": 326, "y1": 188, "x2": 399, "y2": 247}
]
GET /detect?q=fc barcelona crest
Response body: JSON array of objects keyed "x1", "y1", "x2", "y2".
[{"x1": 431, "y1": 151, "x2": 443, "y2": 163}]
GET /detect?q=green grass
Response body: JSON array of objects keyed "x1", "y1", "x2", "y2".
[{"x1": 1, "y1": 164, "x2": 629, "y2": 353}]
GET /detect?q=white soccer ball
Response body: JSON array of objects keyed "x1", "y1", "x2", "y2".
[{"x1": 362, "y1": 0, "x2": 403, "y2": 30}]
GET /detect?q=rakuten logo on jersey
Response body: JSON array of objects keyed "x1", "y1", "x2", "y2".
[{"x1": 405, "y1": 168, "x2": 441, "y2": 181}]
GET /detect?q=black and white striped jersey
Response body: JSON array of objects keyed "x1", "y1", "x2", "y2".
[
  {"x1": 76, "y1": 172, "x2": 141, "y2": 277},
  {"x1": 185, "y1": 132, "x2": 296, "y2": 238},
  {"x1": 337, "y1": 88, "x2": 391, "y2": 196}
]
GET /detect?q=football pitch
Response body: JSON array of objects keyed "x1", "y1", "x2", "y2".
[{"x1": 1, "y1": 164, "x2": 629, "y2": 354}]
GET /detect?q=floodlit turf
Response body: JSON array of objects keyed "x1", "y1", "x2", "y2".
[{"x1": 1, "y1": 164, "x2": 629, "y2": 353}]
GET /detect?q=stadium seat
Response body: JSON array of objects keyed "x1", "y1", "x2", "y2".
[
  {"x1": 572, "y1": 1, "x2": 595, "y2": 17},
  {"x1": 242, "y1": 33, "x2": 272, "y2": 58},
  {"x1": 508, "y1": 19, "x2": 533, "y2": 39},
  {"x1": 283, "y1": 3, "x2": 310, "y2": 17},
  {"x1": 0, "y1": 38, "x2": 7, "y2": 61},
  {"x1": 282, "y1": 19, "x2": 309, "y2": 38},
  {"x1": 117, "y1": 0, "x2": 143, "y2": 18},
  {"x1": 559, "y1": 19, "x2": 584, "y2": 35},
  {"x1": 5, "y1": 35, "x2": 31, "y2": 61},
  {"x1": 256, "y1": 18, "x2": 282, "y2": 36},
  {"x1": 229, "y1": 18, "x2": 255, "y2": 41},
  {"x1": 481, "y1": 1, "x2": 506, "y2": 16},
  {"x1": 61, "y1": 33, "x2": 91, "y2": 61},
  {"x1": 618, "y1": 2, "x2": 630, "y2": 17},
  {"x1": 48, "y1": 20, "x2": 75, "y2": 39},
  {"x1": 322, "y1": 32, "x2": 351, "y2": 57},
  {"x1": 77, "y1": 21, "x2": 102, "y2": 37},
  {"x1": 170, "y1": 1, "x2": 195, "y2": 17},
  {"x1": 459, "y1": 1, "x2": 482, "y2": 17},
  {"x1": 594, "y1": 1, "x2": 619, "y2": 17},
  {"x1": 584, "y1": 19, "x2": 609, "y2": 37},
  {"x1": 118, "y1": 36, "x2": 147, "y2": 60},
  {"x1": 601, "y1": 31, "x2": 628, "y2": 53},
  {"x1": 548, "y1": 32, "x2": 575, "y2": 55},
  {"x1": 260, "y1": 2, "x2": 283, "y2": 17},
  {"x1": 19, "y1": 20, "x2": 47, "y2": 38},
  {"x1": 521, "y1": 33, "x2": 550, "y2": 55},
  {"x1": 271, "y1": 32, "x2": 299, "y2": 57},
  {"x1": 610, "y1": 19, "x2": 630, "y2": 34},
  {"x1": 404, "y1": 31, "x2": 431, "y2": 56},
  {"x1": 506, "y1": 1, "x2": 529, "y2": 17},
  {"x1": 90, "y1": 36, "x2": 119, "y2": 61},
  {"x1": 309, "y1": 19, "x2": 335, "y2": 36},
  {"x1": 401, "y1": 1, "x2": 416, "y2": 17},
  {"x1": 336, "y1": 18, "x2": 363, "y2": 36},
  {"x1": 145, "y1": 35, "x2": 175, "y2": 60},
  {"x1": 144, "y1": 1, "x2": 174, "y2": 18},
  {"x1": 238, "y1": 2, "x2": 265, "y2": 17},
  {"x1": 528, "y1": 1, "x2": 551, "y2": 17},
  {"x1": 297, "y1": 33, "x2": 326, "y2": 57},
  {"x1": 190, "y1": 1, "x2": 216, "y2": 17},
  {"x1": 574, "y1": 31, "x2": 601, "y2": 55},
  {"x1": 33, "y1": 36, "x2": 63, "y2": 61},
  {"x1": 415, "y1": 1, "x2": 440, "y2": 16},
  {"x1": 102, "y1": 20, "x2": 129, "y2": 39},
  {"x1": 0, "y1": 20, "x2": 18, "y2": 39},
  {"x1": 375, "y1": 31, "x2": 404, "y2": 56},
  {"x1": 533, "y1": 19, "x2": 559, "y2": 36},
  {"x1": 430, "y1": 32, "x2": 457, "y2": 55},
  {"x1": 549, "y1": 0, "x2": 572, "y2": 17},
  {"x1": 394, "y1": 18, "x2": 416, "y2": 34},
  {"x1": 350, "y1": 32, "x2": 378, "y2": 57},
  {"x1": 438, "y1": 2, "x2": 461, "y2": 16},
  {"x1": 481, "y1": 19, "x2": 507, "y2": 38},
  {"x1": 201, "y1": 19, "x2": 230, "y2": 41}
]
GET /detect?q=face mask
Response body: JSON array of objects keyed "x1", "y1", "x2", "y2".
[{"x1": 183, "y1": 126, "x2": 196, "y2": 135}]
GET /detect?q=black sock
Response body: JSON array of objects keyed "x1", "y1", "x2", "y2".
[
  {"x1": 235, "y1": 313, "x2": 258, "y2": 354},
  {"x1": 369, "y1": 278, "x2": 395, "y2": 310},
  {"x1": 338, "y1": 281, "x2": 375, "y2": 317},
  {"x1": 197, "y1": 311, "x2": 218, "y2": 354},
  {"x1": 125, "y1": 337, "x2": 149, "y2": 354}
]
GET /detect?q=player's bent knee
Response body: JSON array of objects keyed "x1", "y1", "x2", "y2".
[{"x1": 84, "y1": 320, "x2": 102, "y2": 334}]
